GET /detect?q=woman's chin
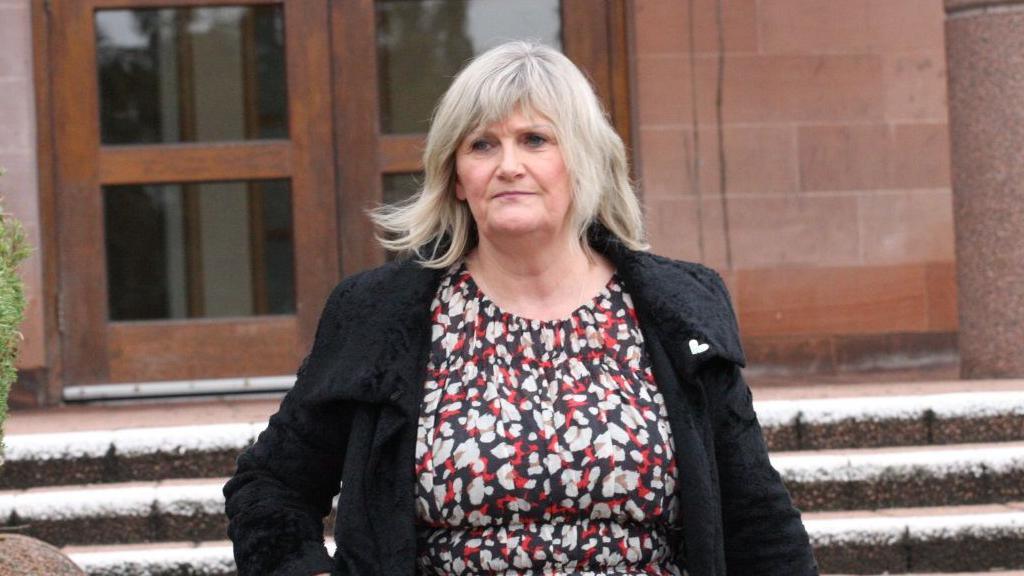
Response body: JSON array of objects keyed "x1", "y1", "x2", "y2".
[{"x1": 481, "y1": 221, "x2": 554, "y2": 241}]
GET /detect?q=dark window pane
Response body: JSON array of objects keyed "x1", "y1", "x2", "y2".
[
  {"x1": 382, "y1": 172, "x2": 424, "y2": 261},
  {"x1": 104, "y1": 179, "x2": 295, "y2": 320},
  {"x1": 376, "y1": 0, "x2": 562, "y2": 134},
  {"x1": 383, "y1": 172, "x2": 423, "y2": 206},
  {"x1": 96, "y1": 6, "x2": 287, "y2": 145}
]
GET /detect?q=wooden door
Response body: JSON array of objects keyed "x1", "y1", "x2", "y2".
[
  {"x1": 45, "y1": 0, "x2": 629, "y2": 398},
  {"x1": 50, "y1": 0, "x2": 338, "y2": 390}
]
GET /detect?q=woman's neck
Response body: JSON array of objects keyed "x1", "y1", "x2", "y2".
[{"x1": 465, "y1": 233, "x2": 613, "y2": 321}]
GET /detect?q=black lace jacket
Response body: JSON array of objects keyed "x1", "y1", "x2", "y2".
[{"x1": 223, "y1": 228, "x2": 819, "y2": 576}]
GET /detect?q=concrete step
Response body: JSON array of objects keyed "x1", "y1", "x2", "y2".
[
  {"x1": 5, "y1": 387, "x2": 1024, "y2": 490},
  {"x1": 0, "y1": 423, "x2": 259, "y2": 490},
  {"x1": 66, "y1": 541, "x2": 240, "y2": 576},
  {"x1": 0, "y1": 479, "x2": 233, "y2": 547},
  {"x1": 57, "y1": 507, "x2": 1024, "y2": 576},
  {"x1": 6, "y1": 381, "x2": 1022, "y2": 574},
  {"x1": 775, "y1": 441, "x2": 1024, "y2": 511},
  {"x1": 4, "y1": 464, "x2": 1024, "y2": 549},
  {"x1": 61, "y1": 527, "x2": 1024, "y2": 576},
  {"x1": 757, "y1": 389, "x2": 1024, "y2": 451},
  {"x1": 64, "y1": 540, "x2": 337, "y2": 576},
  {"x1": 6, "y1": 440, "x2": 1024, "y2": 537},
  {"x1": 805, "y1": 503, "x2": 1024, "y2": 574},
  {"x1": 11, "y1": 485, "x2": 1023, "y2": 574}
]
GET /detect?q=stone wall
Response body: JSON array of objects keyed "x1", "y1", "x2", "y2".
[
  {"x1": 633, "y1": 0, "x2": 957, "y2": 373},
  {"x1": 0, "y1": 0, "x2": 961, "y2": 380}
]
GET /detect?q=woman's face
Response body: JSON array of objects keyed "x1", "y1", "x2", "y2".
[{"x1": 454, "y1": 110, "x2": 572, "y2": 244}]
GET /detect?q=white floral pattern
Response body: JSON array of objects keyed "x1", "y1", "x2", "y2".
[{"x1": 415, "y1": 262, "x2": 682, "y2": 575}]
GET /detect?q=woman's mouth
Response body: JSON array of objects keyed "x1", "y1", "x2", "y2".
[{"x1": 493, "y1": 191, "x2": 533, "y2": 199}]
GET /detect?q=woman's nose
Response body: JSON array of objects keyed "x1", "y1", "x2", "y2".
[{"x1": 497, "y1": 145, "x2": 524, "y2": 178}]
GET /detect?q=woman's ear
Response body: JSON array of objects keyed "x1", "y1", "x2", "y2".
[{"x1": 454, "y1": 179, "x2": 466, "y2": 201}]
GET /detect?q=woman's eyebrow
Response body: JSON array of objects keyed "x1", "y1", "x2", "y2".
[{"x1": 462, "y1": 128, "x2": 488, "y2": 141}]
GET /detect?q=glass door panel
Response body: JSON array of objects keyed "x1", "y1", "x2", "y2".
[
  {"x1": 96, "y1": 5, "x2": 288, "y2": 144},
  {"x1": 51, "y1": 0, "x2": 336, "y2": 388},
  {"x1": 381, "y1": 172, "x2": 421, "y2": 206},
  {"x1": 103, "y1": 179, "x2": 295, "y2": 320},
  {"x1": 375, "y1": 0, "x2": 561, "y2": 134}
]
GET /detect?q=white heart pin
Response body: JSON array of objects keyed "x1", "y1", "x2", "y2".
[{"x1": 688, "y1": 339, "x2": 710, "y2": 355}]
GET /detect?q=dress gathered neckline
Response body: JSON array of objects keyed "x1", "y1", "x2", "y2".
[{"x1": 457, "y1": 261, "x2": 619, "y2": 329}]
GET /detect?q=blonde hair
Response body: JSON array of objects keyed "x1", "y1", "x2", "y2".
[{"x1": 370, "y1": 40, "x2": 647, "y2": 267}]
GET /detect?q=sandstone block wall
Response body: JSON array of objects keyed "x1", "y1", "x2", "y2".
[
  {"x1": 0, "y1": 0, "x2": 961, "y2": 378},
  {"x1": 633, "y1": 0, "x2": 957, "y2": 372}
]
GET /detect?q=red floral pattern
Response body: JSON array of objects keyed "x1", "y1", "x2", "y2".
[{"x1": 415, "y1": 263, "x2": 681, "y2": 575}]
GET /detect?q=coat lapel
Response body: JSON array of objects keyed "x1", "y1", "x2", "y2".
[
  {"x1": 344, "y1": 262, "x2": 442, "y2": 574},
  {"x1": 591, "y1": 226, "x2": 745, "y2": 378},
  {"x1": 643, "y1": 330, "x2": 725, "y2": 576}
]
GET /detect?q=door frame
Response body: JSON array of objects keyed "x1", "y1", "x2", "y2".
[
  {"x1": 45, "y1": 0, "x2": 338, "y2": 389},
  {"x1": 33, "y1": 0, "x2": 632, "y2": 403}
]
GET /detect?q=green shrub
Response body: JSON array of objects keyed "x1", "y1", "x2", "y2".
[{"x1": 0, "y1": 167, "x2": 30, "y2": 464}]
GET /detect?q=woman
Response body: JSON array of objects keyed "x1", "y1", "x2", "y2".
[{"x1": 224, "y1": 41, "x2": 817, "y2": 576}]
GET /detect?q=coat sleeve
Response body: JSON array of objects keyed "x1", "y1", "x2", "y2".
[
  {"x1": 223, "y1": 280, "x2": 356, "y2": 576},
  {"x1": 705, "y1": 360, "x2": 819, "y2": 575},
  {"x1": 695, "y1": 270, "x2": 818, "y2": 575}
]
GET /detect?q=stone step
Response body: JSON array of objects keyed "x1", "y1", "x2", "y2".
[
  {"x1": 757, "y1": 389, "x2": 1024, "y2": 451},
  {"x1": 6, "y1": 388, "x2": 1024, "y2": 490},
  {"x1": 57, "y1": 504, "x2": 1024, "y2": 575},
  {"x1": 0, "y1": 479, "x2": 234, "y2": 547},
  {"x1": 28, "y1": 491, "x2": 1024, "y2": 569},
  {"x1": 4, "y1": 442, "x2": 1023, "y2": 526},
  {"x1": 0, "y1": 423, "x2": 259, "y2": 490},
  {"x1": 66, "y1": 541, "x2": 241, "y2": 576},
  {"x1": 774, "y1": 441, "x2": 1024, "y2": 511},
  {"x1": 4, "y1": 459, "x2": 1024, "y2": 548},
  {"x1": 64, "y1": 540, "x2": 333, "y2": 576},
  {"x1": 805, "y1": 503, "x2": 1024, "y2": 574}
]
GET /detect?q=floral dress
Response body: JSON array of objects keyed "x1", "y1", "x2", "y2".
[{"x1": 414, "y1": 262, "x2": 682, "y2": 576}]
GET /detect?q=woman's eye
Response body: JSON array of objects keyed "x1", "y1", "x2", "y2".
[
  {"x1": 469, "y1": 139, "x2": 492, "y2": 152},
  {"x1": 524, "y1": 134, "x2": 548, "y2": 147}
]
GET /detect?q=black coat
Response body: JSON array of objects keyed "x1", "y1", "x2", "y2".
[{"x1": 223, "y1": 230, "x2": 819, "y2": 576}]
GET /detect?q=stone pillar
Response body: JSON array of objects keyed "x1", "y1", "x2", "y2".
[{"x1": 944, "y1": 0, "x2": 1024, "y2": 378}]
